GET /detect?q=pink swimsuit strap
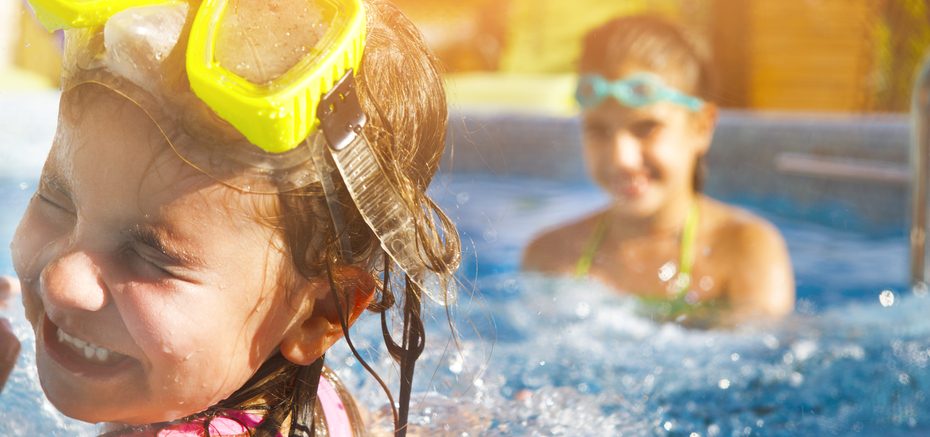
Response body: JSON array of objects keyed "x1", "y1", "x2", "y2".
[
  {"x1": 146, "y1": 375, "x2": 352, "y2": 437},
  {"x1": 316, "y1": 374, "x2": 353, "y2": 437}
]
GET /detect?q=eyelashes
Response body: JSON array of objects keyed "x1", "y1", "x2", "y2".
[
  {"x1": 124, "y1": 244, "x2": 175, "y2": 279},
  {"x1": 35, "y1": 192, "x2": 77, "y2": 217}
]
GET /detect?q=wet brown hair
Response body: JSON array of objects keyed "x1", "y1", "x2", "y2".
[
  {"x1": 579, "y1": 14, "x2": 714, "y2": 191},
  {"x1": 136, "y1": 1, "x2": 457, "y2": 436},
  {"x1": 242, "y1": 1, "x2": 460, "y2": 436}
]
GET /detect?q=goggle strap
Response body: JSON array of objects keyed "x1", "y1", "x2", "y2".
[
  {"x1": 318, "y1": 75, "x2": 445, "y2": 304},
  {"x1": 310, "y1": 137, "x2": 356, "y2": 261}
]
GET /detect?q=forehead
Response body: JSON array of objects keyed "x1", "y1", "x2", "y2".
[
  {"x1": 606, "y1": 60, "x2": 694, "y2": 96},
  {"x1": 49, "y1": 84, "x2": 277, "y2": 223},
  {"x1": 53, "y1": 85, "x2": 204, "y2": 199},
  {"x1": 582, "y1": 96, "x2": 684, "y2": 126}
]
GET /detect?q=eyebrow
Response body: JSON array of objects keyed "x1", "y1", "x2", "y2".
[{"x1": 127, "y1": 225, "x2": 206, "y2": 268}]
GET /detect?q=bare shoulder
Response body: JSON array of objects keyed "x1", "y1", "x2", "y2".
[
  {"x1": 522, "y1": 211, "x2": 604, "y2": 275},
  {"x1": 702, "y1": 198, "x2": 784, "y2": 252},
  {"x1": 701, "y1": 198, "x2": 795, "y2": 320}
]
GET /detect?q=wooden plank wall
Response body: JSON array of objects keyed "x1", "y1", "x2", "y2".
[{"x1": 714, "y1": 0, "x2": 878, "y2": 112}]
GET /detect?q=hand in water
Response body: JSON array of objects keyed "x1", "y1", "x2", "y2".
[{"x1": 0, "y1": 275, "x2": 21, "y2": 392}]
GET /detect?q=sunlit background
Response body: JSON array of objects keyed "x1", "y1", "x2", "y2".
[
  {"x1": 3, "y1": 1, "x2": 930, "y2": 435},
  {"x1": 2, "y1": 0, "x2": 929, "y2": 112}
]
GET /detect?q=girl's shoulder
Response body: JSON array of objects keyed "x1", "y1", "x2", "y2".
[{"x1": 699, "y1": 196, "x2": 781, "y2": 245}]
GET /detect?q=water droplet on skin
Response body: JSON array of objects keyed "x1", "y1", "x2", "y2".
[
  {"x1": 699, "y1": 276, "x2": 714, "y2": 291},
  {"x1": 658, "y1": 261, "x2": 677, "y2": 282},
  {"x1": 879, "y1": 289, "x2": 895, "y2": 307}
]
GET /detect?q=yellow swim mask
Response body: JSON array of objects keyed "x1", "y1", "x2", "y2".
[{"x1": 29, "y1": 0, "x2": 366, "y2": 154}]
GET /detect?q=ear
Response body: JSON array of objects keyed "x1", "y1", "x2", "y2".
[
  {"x1": 279, "y1": 265, "x2": 377, "y2": 366},
  {"x1": 691, "y1": 102, "x2": 718, "y2": 155}
]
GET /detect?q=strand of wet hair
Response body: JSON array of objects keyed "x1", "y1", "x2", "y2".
[
  {"x1": 326, "y1": 255, "x2": 400, "y2": 428},
  {"x1": 285, "y1": 355, "x2": 325, "y2": 437},
  {"x1": 394, "y1": 277, "x2": 424, "y2": 437}
]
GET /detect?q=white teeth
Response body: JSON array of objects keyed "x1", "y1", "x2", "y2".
[{"x1": 56, "y1": 327, "x2": 118, "y2": 363}]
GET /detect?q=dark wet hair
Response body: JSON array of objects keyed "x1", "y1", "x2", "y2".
[
  {"x1": 579, "y1": 14, "x2": 715, "y2": 191},
  {"x1": 103, "y1": 1, "x2": 459, "y2": 436},
  {"x1": 255, "y1": 1, "x2": 459, "y2": 436}
]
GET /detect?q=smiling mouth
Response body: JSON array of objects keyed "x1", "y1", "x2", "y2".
[
  {"x1": 56, "y1": 326, "x2": 125, "y2": 364},
  {"x1": 614, "y1": 174, "x2": 650, "y2": 198},
  {"x1": 43, "y1": 316, "x2": 134, "y2": 376}
]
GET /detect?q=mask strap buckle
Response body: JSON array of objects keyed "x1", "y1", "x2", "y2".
[{"x1": 318, "y1": 70, "x2": 368, "y2": 152}]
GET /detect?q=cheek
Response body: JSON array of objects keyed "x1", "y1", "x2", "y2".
[
  {"x1": 583, "y1": 142, "x2": 612, "y2": 179},
  {"x1": 644, "y1": 136, "x2": 695, "y2": 179},
  {"x1": 119, "y1": 283, "x2": 284, "y2": 378}
]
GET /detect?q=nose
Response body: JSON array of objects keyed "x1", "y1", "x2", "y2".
[
  {"x1": 40, "y1": 249, "x2": 110, "y2": 314},
  {"x1": 612, "y1": 132, "x2": 644, "y2": 172}
]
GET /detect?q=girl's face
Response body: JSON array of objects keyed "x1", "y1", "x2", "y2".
[
  {"x1": 10, "y1": 87, "x2": 313, "y2": 424},
  {"x1": 581, "y1": 65, "x2": 714, "y2": 217}
]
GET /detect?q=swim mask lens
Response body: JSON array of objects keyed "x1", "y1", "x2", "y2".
[{"x1": 576, "y1": 73, "x2": 704, "y2": 111}]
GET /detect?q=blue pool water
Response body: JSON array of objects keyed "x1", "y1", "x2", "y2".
[{"x1": 2, "y1": 168, "x2": 925, "y2": 436}]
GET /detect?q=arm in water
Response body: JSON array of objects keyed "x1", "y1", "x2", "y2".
[{"x1": 0, "y1": 276, "x2": 21, "y2": 392}]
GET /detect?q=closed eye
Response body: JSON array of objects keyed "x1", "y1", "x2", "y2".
[
  {"x1": 629, "y1": 119, "x2": 661, "y2": 139},
  {"x1": 36, "y1": 172, "x2": 76, "y2": 215},
  {"x1": 36, "y1": 191, "x2": 76, "y2": 216},
  {"x1": 124, "y1": 243, "x2": 176, "y2": 280}
]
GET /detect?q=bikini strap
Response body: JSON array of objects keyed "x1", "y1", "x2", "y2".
[
  {"x1": 574, "y1": 212, "x2": 610, "y2": 277},
  {"x1": 673, "y1": 202, "x2": 700, "y2": 295}
]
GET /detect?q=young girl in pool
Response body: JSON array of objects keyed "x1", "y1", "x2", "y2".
[
  {"x1": 10, "y1": 0, "x2": 459, "y2": 435},
  {"x1": 523, "y1": 15, "x2": 794, "y2": 326}
]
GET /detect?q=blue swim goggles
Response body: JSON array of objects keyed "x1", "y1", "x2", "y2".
[{"x1": 575, "y1": 73, "x2": 704, "y2": 112}]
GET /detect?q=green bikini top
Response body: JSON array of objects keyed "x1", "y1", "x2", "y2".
[{"x1": 574, "y1": 202, "x2": 700, "y2": 297}]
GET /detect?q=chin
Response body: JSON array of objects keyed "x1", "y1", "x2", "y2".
[
  {"x1": 610, "y1": 192, "x2": 664, "y2": 217},
  {"x1": 41, "y1": 379, "x2": 114, "y2": 424}
]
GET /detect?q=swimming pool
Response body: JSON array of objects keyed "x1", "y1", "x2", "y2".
[{"x1": 1, "y1": 94, "x2": 927, "y2": 436}]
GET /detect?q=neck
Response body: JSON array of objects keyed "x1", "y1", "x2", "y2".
[{"x1": 608, "y1": 192, "x2": 698, "y2": 237}]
